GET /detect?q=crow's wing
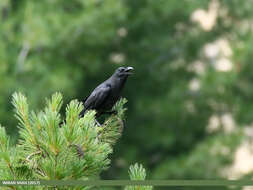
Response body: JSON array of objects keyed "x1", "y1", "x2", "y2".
[{"x1": 84, "y1": 84, "x2": 111, "y2": 110}]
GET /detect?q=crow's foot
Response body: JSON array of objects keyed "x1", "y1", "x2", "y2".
[{"x1": 95, "y1": 119, "x2": 102, "y2": 127}]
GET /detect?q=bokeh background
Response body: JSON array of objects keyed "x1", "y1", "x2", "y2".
[{"x1": 1, "y1": 0, "x2": 253, "y2": 189}]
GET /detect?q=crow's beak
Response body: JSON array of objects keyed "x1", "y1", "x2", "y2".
[{"x1": 125, "y1": 67, "x2": 134, "y2": 75}]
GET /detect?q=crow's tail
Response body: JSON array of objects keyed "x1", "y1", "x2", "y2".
[{"x1": 79, "y1": 108, "x2": 87, "y2": 118}]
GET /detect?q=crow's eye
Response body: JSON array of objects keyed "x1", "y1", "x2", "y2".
[{"x1": 118, "y1": 68, "x2": 124, "y2": 72}]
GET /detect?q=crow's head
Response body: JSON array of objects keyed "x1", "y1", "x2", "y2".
[{"x1": 114, "y1": 66, "x2": 134, "y2": 78}]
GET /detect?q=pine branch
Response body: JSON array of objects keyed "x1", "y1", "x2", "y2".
[
  {"x1": 125, "y1": 163, "x2": 153, "y2": 190},
  {"x1": 12, "y1": 92, "x2": 38, "y2": 147},
  {"x1": 0, "y1": 92, "x2": 151, "y2": 190},
  {"x1": 98, "y1": 98, "x2": 127, "y2": 145},
  {"x1": 0, "y1": 92, "x2": 128, "y2": 188},
  {"x1": 0, "y1": 126, "x2": 18, "y2": 180}
]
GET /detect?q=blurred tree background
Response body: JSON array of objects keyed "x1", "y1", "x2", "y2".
[{"x1": 1, "y1": 0, "x2": 253, "y2": 189}]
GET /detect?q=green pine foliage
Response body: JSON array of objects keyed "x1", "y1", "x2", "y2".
[
  {"x1": 0, "y1": 92, "x2": 139, "y2": 189},
  {"x1": 125, "y1": 163, "x2": 153, "y2": 190},
  {"x1": 98, "y1": 98, "x2": 127, "y2": 145}
]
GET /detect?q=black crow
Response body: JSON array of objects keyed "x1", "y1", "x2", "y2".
[
  {"x1": 61, "y1": 66, "x2": 133, "y2": 126},
  {"x1": 79, "y1": 66, "x2": 134, "y2": 119}
]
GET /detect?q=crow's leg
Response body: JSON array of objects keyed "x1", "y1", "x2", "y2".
[{"x1": 95, "y1": 119, "x2": 102, "y2": 127}]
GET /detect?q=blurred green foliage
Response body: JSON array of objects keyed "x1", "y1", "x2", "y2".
[{"x1": 1, "y1": 0, "x2": 253, "y2": 188}]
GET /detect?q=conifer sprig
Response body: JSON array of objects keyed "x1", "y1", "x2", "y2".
[
  {"x1": 125, "y1": 163, "x2": 153, "y2": 190},
  {"x1": 98, "y1": 98, "x2": 127, "y2": 145},
  {"x1": 1, "y1": 92, "x2": 126, "y2": 182},
  {"x1": 0, "y1": 126, "x2": 17, "y2": 179},
  {"x1": 0, "y1": 92, "x2": 151, "y2": 190}
]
